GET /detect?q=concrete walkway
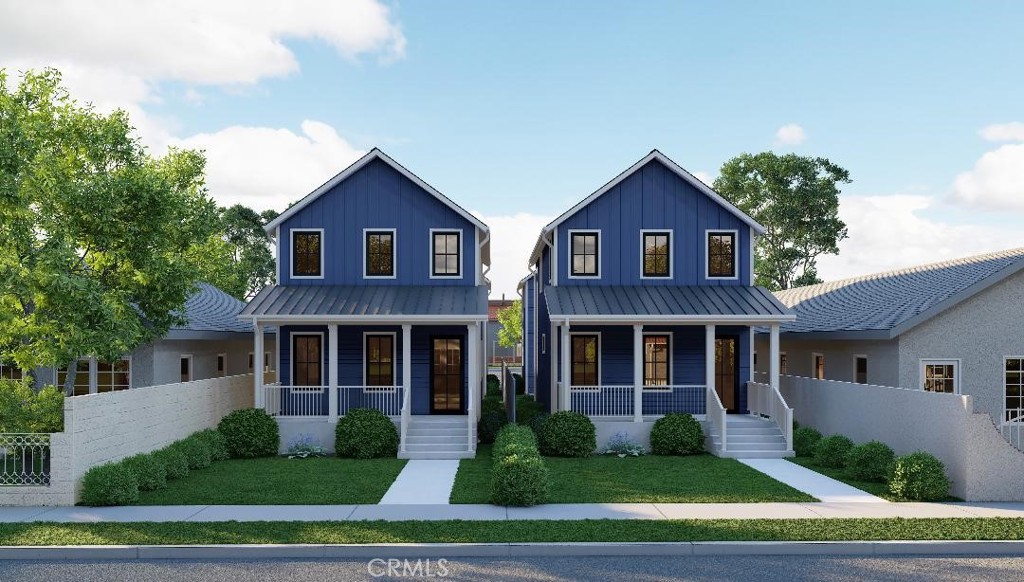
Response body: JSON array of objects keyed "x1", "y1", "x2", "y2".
[
  {"x1": 738, "y1": 459, "x2": 887, "y2": 503},
  {"x1": 379, "y1": 460, "x2": 459, "y2": 505},
  {"x1": 3, "y1": 502, "x2": 1024, "y2": 523}
]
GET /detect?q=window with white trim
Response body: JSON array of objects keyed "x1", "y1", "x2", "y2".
[
  {"x1": 248, "y1": 352, "x2": 273, "y2": 373},
  {"x1": 57, "y1": 360, "x2": 92, "y2": 396},
  {"x1": 570, "y1": 231, "x2": 599, "y2": 277},
  {"x1": 813, "y1": 353, "x2": 825, "y2": 380},
  {"x1": 780, "y1": 353, "x2": 788, "y2": 375},
  {"x1": 0, "y1": 359, "x2": 23, "y2": 380},
  {"x1": 922, "y1": 360, "x2": 958, "y2": 393},
  {"x1": 217, "y1": 354, "x2": 227, "y2": 378},
  {"x1": 365, "y1": 230, "x2": 395, "y2": 277},
  {"x1": 292, "y1": 335, "x2": 322, "y2": 387},
  {"x1": 1005, "y1": 357, "x2": 1023, "y2": 422},
  {"x1": 643, "y1": 334, "x2": 670, "y2": 387},
  {"x1": 571, "y1": 334, "x2": 599, "y2": 386},
  {"x1": 180, "y1": 355, "x2": 192, "y2": 383},
  {"x1": 642, "y1": 231, "x2": 671, "y2": 278},
  {"x1": 96, "y1": 358, "x2": 130, "y2": 392},
  {"x1": 365, "y1": 334, "x2": 395, "y2": 388},
  {"x1": 291, "y1": 230, "x2": 322, "y2": 277},
  {"x1": 431, "y1": 231, "x2": 461, "y2": 277},
  {"x1": 707, "y1": 231, "x2": 737, "y2": 278},
  {"x1": 854, "y1": 356, "x2": 868, "y2": 384}
]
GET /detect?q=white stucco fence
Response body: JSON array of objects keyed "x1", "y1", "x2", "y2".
[
  {"x1": 780, "y1": 374, "x2": 1024, "y2": 501},
  {"x1": 0, "y1": 373, "x2": 262, "y2": 506}
]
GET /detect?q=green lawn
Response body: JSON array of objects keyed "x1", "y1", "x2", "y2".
[
  {"x1": 787, "y1": 457, "x2": 961, "y2": 502},
  {"x1": 133, "y1": 457, "x2": 407, "y2": 505},
  {"x1": 451, "y1": 446, "x2": 815, "y2": 504},
  {"x1": 4, "y1": 519, "x2": 1024, "y2": 545}
]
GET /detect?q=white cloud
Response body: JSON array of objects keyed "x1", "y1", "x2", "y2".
[
  {"x1": 774, "y1": 123, "x2": 806, "y2": 146},
  {"x1": 979, "y1": 122, "x2": 1024, "y2": 142},
  {"x1": 817, "y1": 194, "x2": 1022, "y2": 280},
  {"x1": 692, "y1": 171, "x2": 715, "y2": 186},
  {"x1": 473, "y1": 213, "x2": 554, "y2": 298},
  {"x1": 951, "y1": 142, "x2": 1024, "y2": 211}
]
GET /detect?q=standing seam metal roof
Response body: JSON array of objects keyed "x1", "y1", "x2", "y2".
[
  {"x1": 544, "y1": 285, "x2": 792, "y2": 319},
  {"x1": 239, "y1": 285, "x2": 489, "y2": 318}
]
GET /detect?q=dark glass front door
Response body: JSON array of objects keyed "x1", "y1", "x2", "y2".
[
  {"x1": 431, "y1": 337, "x2": 463, "y2": 414},
  {"x1": 715, "y1": 336, "x2": 739, "y2": 412}
]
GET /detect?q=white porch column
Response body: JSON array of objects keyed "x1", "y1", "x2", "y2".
[
  {"x1": 254, "y1": 320, "x2": 264, "y2": 409},
  {"x1": 467, "y1": 322, "x2": 480, "y2": 450},
  {"x1": 328, "y1": 324, "x2": 339, "y2": 422},
  {"x1": 633, "y1": 324, "x2": 643, "y2": 422},
  {"x1": 769, "y1": 323, "x2": 780, "y2": 392},
  {"x1": 549, "y1": 322, "x2": 558, "y2": 412},
  {"x1": 704, "y1": 324, "x2": 716, "y2": 397},
  {"x1": 402, "y1": 324, "x2": 412, "y2": 402},
  {"x1": 560, "y1": 322, "x2": 571, "y2": 411}
]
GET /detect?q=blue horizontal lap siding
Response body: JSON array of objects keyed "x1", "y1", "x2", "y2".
[
  {"x1": 278, "y1": 158, "x2": 477, "y2": 286},
  {"x1": 557, "y1": 159, "x2": 751, "y2": 286}
]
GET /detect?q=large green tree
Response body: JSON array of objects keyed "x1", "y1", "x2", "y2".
[
  {"x1": 191, "y1": 204, "x2": 278, "y2": 300},
  {"x1": 0, "y1": 69, "x2": 219, "y2": 393},
  {"x1": 713, "y1": 152, "x2": 850, "y2": 290}
]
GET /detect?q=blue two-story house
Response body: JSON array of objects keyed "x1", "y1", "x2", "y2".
[
  {"x1": 520, "y1": 150, "x2": 796, "y2": 457},
  {"x1": 240, "y1": 149, "x2": 489, "y2": 459}
]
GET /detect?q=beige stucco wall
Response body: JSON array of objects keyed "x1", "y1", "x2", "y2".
[
  {"x1": 1, "y1": 373, "x2": 259, "y2": 506},
  {"x1": 781, "y1": 374, "x2": 1024, "y2": 501},
  {"x1": 754, "y1": 336, "x2": 900, "y2": 387}
]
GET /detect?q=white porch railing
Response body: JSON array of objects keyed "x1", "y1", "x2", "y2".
[
  {"x1": 705, "y1": 385, "x2": 728, "y2": 453},
  {"x1": 400, "y1": 383, "x2": 411, "y2": 453},
  {"x1": 569, "y1": 385, "x2": 635, "y2": 417},
  {"x1": 262, "y1": 385, "x2": 404, "y2": 418},
  {"x1": 1001, "y1": 421, "x2": 1024, "y2": 453},
  {"x1": 747, "y1": 381, "x2": 794, "y2": 452},
  {"x1": 641, "y1": 385, "x2": 706, "y2": 416}
]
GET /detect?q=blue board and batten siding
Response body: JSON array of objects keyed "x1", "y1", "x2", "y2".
[
  {"x1": 555, "y1": 159, "x2": 751, "y2": 287},
  {"x1": 276, "y1": 157, "x2": 477, "y2": 287}
]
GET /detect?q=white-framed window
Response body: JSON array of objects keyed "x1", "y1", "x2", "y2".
[
  {"x1": 1005, "y1": 356, "x2": 1024, "y2": 423},
  {"x1": 568, "y1": 230, "x2": 600, "y2": 278},
  {"x1": 292, "y1": 333, "x2": 324, "y2": 390},
  {"x1": 179, "y1": 355, "x2": 193, "y2": 383},
  {"x1": 0, "y1": 359, "x2": 23, "y2": 381},
  {"x1": 641, "y1": 229, "x2": 672, "y2": 279},
  {"x1": 569, "y1": 332, "x2": 601, "y2": 387},
  {"x1": 364, "y1": 228, "x2": 397, "y2": 279},
  {"x1": 854, "y1": 355, "x2": 868, "y2": 384},
  {"x1": 812, "y1": 353, "x2": 825, "y2": 380},
  {"x1": 705, "y1": 229, "x2": 739, "y2": 280},
  {"x1": 96, "y1": 357, "x2": 131, "y2": 392},
  {"x1": 290, "y1": 228, "x2": 324, "y2": 279},
  {"x1": 780, "y1": 352, "x2": 788, "y2": 375},
  {"x1": 217, "y1": 353, "x2": 227, "y2": 377},
  {"x1": 920, "y1": 359, "x2": 959, "y2": 394},
  {"x1": 643, "y1": 333, "x2": 672, "y2": 388},
  {"x1": 248, "y1": 352, "x2": 273, "y2": 373},
  {"x1": 364, "y1": 332, "x2": 397, "y2": 391},
  {"x1": 429, "y1": 229, "x2": 462, "y2": 278}
]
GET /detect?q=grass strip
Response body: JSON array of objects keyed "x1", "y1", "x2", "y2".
[{"x1": 786, "y1": 458, "x2": 962, "y2": 502}]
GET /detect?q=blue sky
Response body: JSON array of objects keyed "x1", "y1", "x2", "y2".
[{"x1": 2, "y1": 1, "x2": 1023, "y2": 294}]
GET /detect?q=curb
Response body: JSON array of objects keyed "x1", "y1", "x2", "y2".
[{"x1": 2, "y1": 541, "x2": 1024, "y2": 560}]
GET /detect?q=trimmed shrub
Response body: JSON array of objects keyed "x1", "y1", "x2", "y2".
[
  {"x1": 649, "y1": 413, "x2": 704, "y2": 456},
  {"x1": 846, "y1": 441, "x2": 896, "y2": 482},
  {"x1": 527, "y1": 412, "x2": 549, "y2": 438},
  {"x1": 171, "y1": 436, "x2": 213, "y2": 470},
  {"x1": 539, "y1": 411, "x2": 596, "y2": 457},
  {"x1": 888, "y1": 451, "x2": 951, "y2": 501},
  {"x1": 490, "y1": 454, "x2": 550, "y2": 506},
  {"x1": 478, "y1": 410, "x2": 508, "y2": 445},
  {"x1": 793, "y1": 426, "x2": 822, "y2": 457},
  {"x1": 152, "y1": 447, "x2": 190, "y2": 480},
  {"x1": 334, "y1": 408, "x2": 399, "y2": 459},
  {"x1": 813, "y1": 434, "x2": 855, "y2": 469},
  {"x1": 218, "y1": 408, "x2": 280, "y2": 458},
  {"x1": 515, "y1": 394, "x2": 544, "y2": 427},
  {"x1": 487, "y1": 374, "x2": 501, "y2": 393},
  {"x1": 80, "y1": 462, "x2": 139, "y2": 506},
  {"x1": 482, "y1": 391, "x2": 504, "y2": 415},
  {"x1": 493, "y1": 424, "x2": 540, "y2": 464},
  {"x1": 195, "y1": 429, "x2": 230, "y2": 461},
  {"x1": 121, "y1": 453, "x2": 166, "y2": 491}
]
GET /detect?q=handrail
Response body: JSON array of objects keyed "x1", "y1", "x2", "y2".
[
  {"x1": 466, "y1": 382, "x2": 475, "y2": 451},
  {"x1": 705, "y1": 385, "x2": 728, "y2": 454},
  {"x1": 747, "y1": 381, "x2": 794, "y2": 452},
  {"x1": 400, "y1": 383, "x2": 411, "y2": 453}
]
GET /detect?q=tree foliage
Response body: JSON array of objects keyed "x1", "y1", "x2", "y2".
[
  {"x1": 496, "y1": 299, "x2": 523, "y2": 348},
  {"x1": 0, "y1": 68, "x2": 218, "y2": 391},
  {"x1": 713, "y1": 152, "x2": 851, "y2": 290},
  {"x1": 191, "y1": 204, "x2": 278, "y2": 300}
]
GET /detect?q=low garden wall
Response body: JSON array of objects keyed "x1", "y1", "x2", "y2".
[
  {"x1": 780, "y1": 374, "x2": 1024, "y2": 501},
  {"x1": 0, "y1": 373, "x2": 263, "y2": 506}
]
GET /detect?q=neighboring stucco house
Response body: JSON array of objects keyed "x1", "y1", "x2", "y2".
[
  {"x1": 239, "y1": 148, "x2": 491, "y2": 459},
  {"x1": 520, "y1": 150, "x2": 796, "y2": 457},
  {"x1": 754, "y1": 248, "x2": 1024, "y2": 428}
]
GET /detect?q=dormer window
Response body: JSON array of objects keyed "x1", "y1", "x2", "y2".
[
  {"x1": 365, "y1": 229, "x2": 396, "y2": 278},
  {"x1": 642, "y1": 230, "x2": 672, "y2": 278},
  {"x1": 291, "y1": 229, "x2": 323, "y2": 278},
  {"x1": 431, "y1": 230, "x2": 461, "y2": 278},
  {"x1": 569, "y1": 230, "x2": 600, "y2": 278},
  {"x1": 706, "y1": 230, "x2": 737, "y2": 279}
]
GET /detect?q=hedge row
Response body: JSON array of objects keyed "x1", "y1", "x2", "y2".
[{"x1": 490, "y1": 424, "x2": 549, "y2": 506}]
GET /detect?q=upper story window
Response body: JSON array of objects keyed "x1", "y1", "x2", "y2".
[
  {"x1": 922, "y1": 359, "x2": 958, "y2": 394},
  {"x1": 291, "y1": 229, "x2": 323, "y2": 278},
  {"x1": 431, "y1": 230, "x2": 461, "y2": 278},
  {"x1": 642, "y1": 231, "x2": 672, "y2": 278},
  {"x1": 365, "y1": 229, "x2": 396, "y2": 278},
  {"x1": 706, "y1": 230, "x2": 737, "y2": 279},
  {"x1": 569, "y1": 231, "x2": 600, "y2": 278}
]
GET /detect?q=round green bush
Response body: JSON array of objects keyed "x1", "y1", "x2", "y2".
[
  {"x1": 490, "y1": 454, "x2": 550, "y2": 506},
  {"x1": 121, "y1": 453, "x2": 166, "y2": 491},
  {"x1": 80, "y1": 462, "x2": 139, "y2": 506},
  {"x1": 218, "y1": 408, "x2": 280, "y2": 458},
  {"x1": 334, "y1": 408, "x2": 398, "y2": 459},
  {"x1": 539, "y1": 411, "x2": 596, "y2": 457},
  {"x1": 477, "y1": 410, "x2": 508, "y2": 445},
  {"x1": 888, "y1": 451, "x2": 950, "y2": 501},
  {"x1": 170, "y1": 436, "x2": 212, "y2": 470},
  {"x1": 793, "y1": 426, "x2": 822, "y2": 457},
  {"x1": 813, "y1": 434, "x2": 855, "y2": 468},
  {"x1": 152, "y1": 447, "x2": 189, "y2": 480},
  {"x1": 650, "y1": 413, "x2": 705, "y2": 455},
  {"x1": 487, "y1": 374, "x2": 501, "y2": 393},
  {"x1": 527, "y1": 412, "x2": 549, "y2": 437},
  {"x1": 845, "y1": 441, "x2": 896, "y2": 482},
  {"x1": 493, "y1": 424, "x2": 540, "y2": 464},
  {"x1": 514, "y1": 394, "x2": 544, "y2": 428},
  {"x1": 194, "y1": 429, "x2": 230, "y2": 461}
]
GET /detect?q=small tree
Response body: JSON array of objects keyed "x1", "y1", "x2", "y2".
[
  {"x1": 714, "y1": 152, "x2": 851, "y2": 290},
  {"x1": 496, "y1": 299, "x2": 523, "y2": 349}
]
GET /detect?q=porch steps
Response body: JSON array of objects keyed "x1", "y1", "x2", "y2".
[
  {"x1": 708, "y1": 415, "x2": 794, "y2": 459},
  {"x1": 399, "y1": 416, "x2": 475, "y2": 460}
]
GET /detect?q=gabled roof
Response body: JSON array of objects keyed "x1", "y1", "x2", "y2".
[
  {"x1": 528, "y1": 150, "x2": 765, "y2": 264},
  {"x1": 166, "y1": 283, "x2": 255, "y2": 339},
  {"x1": 545, "y1": 285, "x2": 793, "y2": 323},
  {"x1": 239, "y1": 285, "x2": 488, "y2": 322},
  {"x1": 264, "y1": 148, "x2": 490, "y2": 264},
  {"x1": 774, "y1": 248, "x2": 1024, "y2": 339}
]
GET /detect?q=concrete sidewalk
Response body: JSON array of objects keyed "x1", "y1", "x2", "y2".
[
  {"x1": 738, "y1": 458, "x2": 887, "y2": 503},
  {"x1": 3, "y1": 502, "x2": 1024, "y2": 523}
]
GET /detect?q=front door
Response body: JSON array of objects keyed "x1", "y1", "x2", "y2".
[
  {"x1": 431, "y1": 337, "x2": 463, "y2": 414},
  {"x1": 715, "y1": 336, "x2": 739, "y2": 412}
]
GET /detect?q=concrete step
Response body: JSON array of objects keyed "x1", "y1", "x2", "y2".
[
  {"x1": 727, "y1": 427, "x2": 782, "y2": 436},
  {"x1": 723, "y1": 441, "x2": 787, "y2": 451},
  {"x1": 406, "y1": 429, "x2": 470, "y2": 438},
  {"x1": 403, "y1": 442, "x2": 474, "y2": 452},
  {"x1": 727, "y1": 435, "x2": 787, "y2": 445},
  {"x1": 399, "y1": 450, "x2": 476, "y2": 460},
  {"x1": 719, "y1": 449, "x2": 795, "y2": 459},
  {"x1": 403, "y1": 435, "x2": 468, "y2": 445}
]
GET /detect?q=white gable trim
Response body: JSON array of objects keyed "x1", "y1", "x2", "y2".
[
  {"x1": 265, "y1": 148, "x2": 490, "y2": 239},
  {"x1": 529, "y1": 150, "x2": 765, "y2": 263}
]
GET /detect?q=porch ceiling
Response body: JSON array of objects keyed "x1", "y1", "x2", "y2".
[
  {"x1": 239, "y1": 285, "x2": 488, "y2": 322},
  {"x1": 545, "y1": 285, "x2": 794, "y2": 323}
]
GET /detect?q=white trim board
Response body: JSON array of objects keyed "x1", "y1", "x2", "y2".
[{"x1": 289, "y1": 228, "x2": 325, "y2": 280}]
